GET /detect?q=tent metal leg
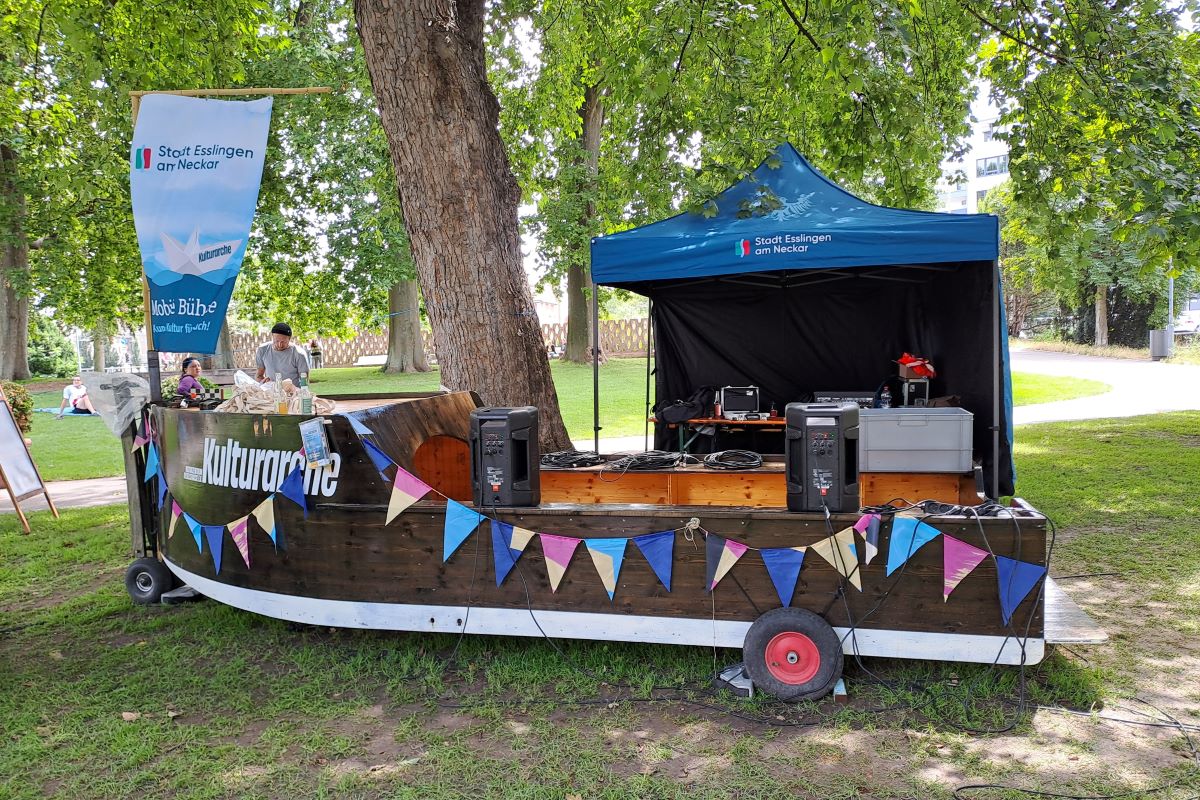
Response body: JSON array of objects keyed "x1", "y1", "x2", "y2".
[
  {"x1": 993, "y1": 261, "x2": 1001, "y2": 500},
  {"x1": 592, "y1": 282, "x2": 601, "y2": 454},
  {"x1": 644, "y1": 299, "x2": 653, "y2": 452}
]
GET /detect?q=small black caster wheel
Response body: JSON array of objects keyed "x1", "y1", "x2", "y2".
[
  {"x1": 125, "y1": 557, "x2": 173, "y2": 605},
  {"x1": 743, "y1": 607, "x2": 843, "y2": 701}
]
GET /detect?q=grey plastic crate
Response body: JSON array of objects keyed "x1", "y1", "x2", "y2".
[{"x1": 858, "y1": 408, "x2": 974, "y2": 473}]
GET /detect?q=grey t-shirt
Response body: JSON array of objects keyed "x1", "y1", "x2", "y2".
[{"x1": 256, "y1": 343, "x2": 310, "y2": 384}]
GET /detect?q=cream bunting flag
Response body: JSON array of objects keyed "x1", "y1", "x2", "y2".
[
  {"x1": 808, "y1": 526, "x2": 862, "y2": 591},
  {"x1": 252, "y1": 496, "x2": 277, "y2": 547},
  {"x1": 386, "y1": 467, "x2": 433, "y2": 524}
]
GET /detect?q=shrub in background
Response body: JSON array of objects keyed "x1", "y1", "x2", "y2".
[
  {"x1": 1, "y1": 381, "x2": 34, "y2": 433},
  {"x1": 27, "y1": 315, "x2": 77, "y2": 378}
]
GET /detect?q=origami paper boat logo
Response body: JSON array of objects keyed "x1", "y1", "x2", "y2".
[
  {"x1": 159, "y1": 229, "x2": 243, "y2": 277},
  {"x1": 737, "y1": 239, "x2": 751, "y2": 257}
]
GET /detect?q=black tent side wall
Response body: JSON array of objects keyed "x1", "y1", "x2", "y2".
[{"x1": 634, "y1": 260, "x2": 1014, "y2": 496}]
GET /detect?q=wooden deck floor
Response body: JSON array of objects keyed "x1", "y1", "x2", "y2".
[{"x1": 1044, "y1": 578, "x2": 1108, "y2": 644}]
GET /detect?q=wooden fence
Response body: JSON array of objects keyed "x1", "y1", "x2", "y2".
[{"x1": 228, "y1": 318, "x2": 650, "y2": 369}]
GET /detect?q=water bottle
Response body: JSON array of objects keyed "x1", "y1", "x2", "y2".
[
  {"x1": 880, "y1": 386, "x2": 892, "y2": 409},
  {"x1": 274, "y1": 372, "x2": 288, "y2": 414},
  {"x1": 299, "y1": 373, "x2": 313, "y2": 415}
]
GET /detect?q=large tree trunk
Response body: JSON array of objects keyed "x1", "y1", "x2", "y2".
[
  {"x1": 355, "y1": 0, "x2": 571, "y2": 450},
  {"x1": 1094, "y1": 285, "x2": 1109, "y2": 347},
  {"x1": 384, "y1": 279, "x2": 430, "y2": 373},
  {"x1": 0, "y1": 143, "x2": 31, "y2": 380},
  {"x1": 563, "y1": 82, "x2": 605, "y2": 364},
  {"x1": 212, "y1": 318, "x2": 236, "y2": 370},
  {"x1": 92, "y1": 324, "x2": 108, "y2": 373}
]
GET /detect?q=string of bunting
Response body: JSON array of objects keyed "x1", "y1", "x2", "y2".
[
  {"x1": 135, "y1": 413, "x2": 1046, "y2": 624},
  {"x1": 360, "y1": 425, "x2": 1046, "y2": 623}
]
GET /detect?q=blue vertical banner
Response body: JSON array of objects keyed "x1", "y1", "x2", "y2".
[{"x1": 130, "y1": 95, "x2": 274, "y2": 353}]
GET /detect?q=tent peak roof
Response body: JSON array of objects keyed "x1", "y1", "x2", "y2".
[{"x1": 591, "y1": 142, "x2": 998, "y2": 286}]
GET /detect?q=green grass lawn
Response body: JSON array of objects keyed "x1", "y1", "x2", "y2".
[
  {"x1": 2, "y1": 413, "x2": 1198, "y2": 798},
  {"x1": 1010, "y1": 372, "x2": 1110, "y2": 405},
  {"x1": 24, "y1": 392, "x2": 127, "y2": 482},
  {"x1": 23, "y1": 363, "x2": 1114, "y2": 483}
]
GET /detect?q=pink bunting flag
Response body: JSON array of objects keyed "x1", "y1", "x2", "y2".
[
  {"x1": 942, "y1": 535, "x2": 989, "y2": 602},
  {"x1": 540, "y1": 534, "x2": 581, "y2": 592},
  {"x1": 168, "y1": 500, "x2": 183, "y2": 539},
  {"x1": 386, "y1": 466, "x2": 433, "y2": 524},
  {"x1": 228, "y1": 515, "x2": 251, "y2": 568}
]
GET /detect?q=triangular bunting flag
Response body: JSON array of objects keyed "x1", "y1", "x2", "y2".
[
  {"x1": 539, "y1": 533, "x2": 581, "y2": 592},
  {"x1": 886, "y1": 516, "x2": 942, "y2": 576},
  {"x1": 362, "y1": 439, "x2": 395, "y2": 479},
  {"x1": 344, "y1": 414, "x2": 374, "y2": 436},
  {"x1": 995, "y1": 555, "x2": 1047, "y2": 626},
  {"x1": 387, "y1": 466, "x2": 433, "y2": 524},
  {"x1": 252, "y1": 496, "x2": 277, "y2": 547},
  {"x1": 203, "y1": 525, "x2": 225, "y2": 574},
  {"x1": 156, "y1": 477, "x2": 168, "y2": 510},
  {"x1": 632, "y1": 531, "x2": 675, "y2": 592},
  {"x1": 761, "y1": 547, "x2": 807, "y2": 607},
  {"x1": 491, "y1": 520, "x2": 530, "y2": 586},
  {"x1": 442, "y1": 500, "x2": 484, "y2": 562},
  {"x1": 809, "y1": 527, "x2": 862, "y2": 591},
  {"x1": 169, "y1": 500, "x2": 183, "y2": 539},
  {"x1": 131, "y1": 415, "x2": 149, "y2": 452},
  {"x1": 705, "y1": 534, "x2": 748, "y2": 592},
  {"x1": 131, "y1": 417, "x2": 151, "y2": 453},
  {"x1": 862, "y1": 514, "x2": 882, "y2": 565},
  {"x1": 585, "y1": 538, "x2": 628, "y2": 601},
  {"x1": 278, "y1": 465, "x2": 307, "y2": 517},
  {"x1": 183, "y1": 513, "x2": 202, "y2": 552},
  {"x1": 943, "y1": 535, "x2": 989, "y2": 602},
  {"x1": 228, "y1": 515, "x2": 251, "y2": 569},
  {"x1": 143, "y1": 442, "x2": 159, "y2": 482}
]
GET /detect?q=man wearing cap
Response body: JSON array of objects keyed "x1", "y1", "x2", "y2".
[{"x1": 255, "y1": 322, "x2": 310, "y2": 385}]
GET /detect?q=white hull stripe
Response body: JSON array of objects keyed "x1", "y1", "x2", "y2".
[{"x1": 165, "y1": 560, "x2": 1044, "y2": 666}]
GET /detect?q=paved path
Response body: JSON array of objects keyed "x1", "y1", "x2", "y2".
[
  {"x1": 6, "y1": 349, "x2": 1199, "y2": 515},
  {"x1": 1007, "y1": 347, "x2": 1200, "y2": 425}
]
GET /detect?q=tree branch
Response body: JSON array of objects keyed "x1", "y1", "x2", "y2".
[
  {"x1": 958, "y1": 1, "x2": 1068, "y2": 65},
  {"x1": 776, "y1": 0, "x2": 822, "y2": 54}
]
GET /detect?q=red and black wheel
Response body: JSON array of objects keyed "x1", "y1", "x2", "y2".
[{"x1": 743, "y1": 608, "x2": 843, "y2": 701}]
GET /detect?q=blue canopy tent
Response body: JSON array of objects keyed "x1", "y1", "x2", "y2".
[{"x1": 589, "y1": 143, "x2": 1014, "y2": 497}]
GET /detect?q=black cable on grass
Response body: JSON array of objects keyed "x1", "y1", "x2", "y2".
[
  {"x1": 954, "y1": 697, "x2": 1200, "y2": 800},
  {"x1": 405, "y1": 496, "x2": 1195, "y2": 794}
]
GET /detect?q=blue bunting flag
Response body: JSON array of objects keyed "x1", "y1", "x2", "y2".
[
  {"x1": 443, "y1": 500, "x2": 484, "y2": 562},
  {"x1": 886, "y1": 516, "x2": 943, "y2": 576},
  {"x1": 761, "y1": 547, "x2": 807, "y2": 607},
  {"x1": 203, "y1": 525, "x2": 225, "y2": 574},
  {"x1": 995, "y1": 555, "x2": 1047, "y2": 626},
  {"x1": 362, "y1": 439, "x2": 395, "y2": 478},
  {"x1": 278, "y1": 465, "x2": 307, "y2": 517},
  {"x1": 632, "y1": 531, "x2": 675, "y2": 592},
  {"x1": 184, "y1": 513, "x2": 202, "y2": 552},
  {"x1": 143, "y1": 442, "x2": 159, "y2": 482},
  {"x1": 344, "y1": 414, "x2": 375, "y2": 436}
]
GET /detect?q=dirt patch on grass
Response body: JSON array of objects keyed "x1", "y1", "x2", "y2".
[{"x1": 4, "y1": 562, "x2": 123, "y2": 614}]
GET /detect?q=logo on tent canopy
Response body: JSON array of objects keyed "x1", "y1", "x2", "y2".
[{"x1": 737, "y1": 239, "x2": 751, "y2": 257}]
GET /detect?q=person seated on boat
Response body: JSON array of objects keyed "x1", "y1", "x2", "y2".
[
  {"x1": 255, "y1": 322, "x2": 310, "y2": 385},
  {"x1": 56, "y1": 376, "x2": 98, "y2": 418},
  {"x1": 177, "y1": 358, "x2": 204, "y2": 397}
]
